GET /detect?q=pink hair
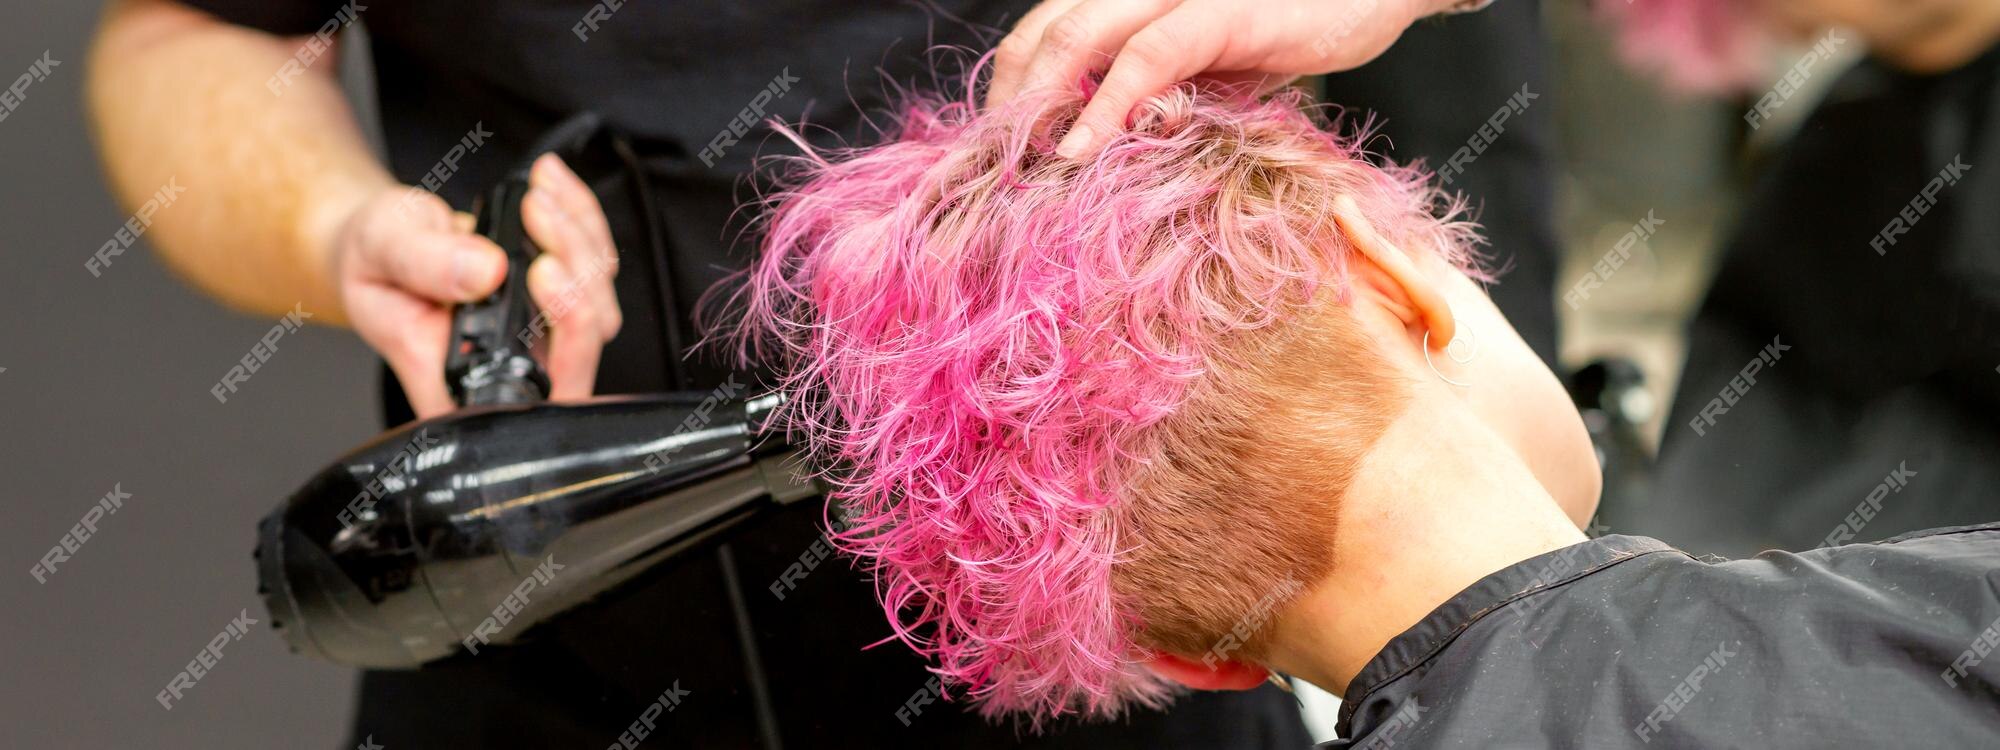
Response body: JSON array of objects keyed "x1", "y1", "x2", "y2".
[
  {"x1": 1598, "y1": 0, "x2": 1772, "y2": 94},
  {"x1": 727, "y1": 72, "x2": 1481, "y2": 722}
]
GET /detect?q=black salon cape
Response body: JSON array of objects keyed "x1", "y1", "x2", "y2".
[
  {"x1": 1629, "y1": 45, "x2": 2000, "y2": 557},
  {"x1": 1323, "y1": 523, "x2": 2000, "y2": 749},
  {"x1": 178, "y1": 1, "x2": 1556, "y2": 747}
]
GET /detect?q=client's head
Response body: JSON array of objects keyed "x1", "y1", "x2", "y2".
[{"x1": 731, "y1": 81, "x2": 1598, "y2": 723}]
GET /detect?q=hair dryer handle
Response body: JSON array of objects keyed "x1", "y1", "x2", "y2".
[{"x1": 445, "y1": 178, "x2": 551, "y2": 407}]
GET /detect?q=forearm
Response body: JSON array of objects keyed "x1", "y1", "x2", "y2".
[{"x1": 86, "y1": 0, "x2": 392, "y2": 324}]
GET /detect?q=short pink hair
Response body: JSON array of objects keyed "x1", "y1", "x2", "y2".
[{"x1": 729, "y1": 72, "x2": 1480, "y2": 722}]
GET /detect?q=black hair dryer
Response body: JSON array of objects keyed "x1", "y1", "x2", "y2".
[{"x1": 254, "y1": 130, "x2": 817, "y2": 669}]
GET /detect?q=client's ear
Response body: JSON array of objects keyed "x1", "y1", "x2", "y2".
[
  {"x1": 1331, "y1": 195, "x2": 1457, "y2": 350},
  {"x1": 1145, "y1": 652, "x2": 1271, "y2": 691}
]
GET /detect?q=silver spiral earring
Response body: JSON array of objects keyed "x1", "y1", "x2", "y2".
[{"x1": 1423, "y1": 316, "x2": 1477, "y2": 387}]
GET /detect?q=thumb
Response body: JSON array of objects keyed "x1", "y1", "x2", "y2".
[{"x1": 363, "y1": 231, "x2": 509, "y2": 304}]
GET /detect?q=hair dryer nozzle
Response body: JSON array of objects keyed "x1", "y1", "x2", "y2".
[{"x1": 256, "y1": 392, "x2": 814, "y2": 669}]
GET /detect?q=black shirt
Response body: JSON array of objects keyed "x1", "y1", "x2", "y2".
[
  {"x1": 176, "y1": 2, "x2": 1558, "y2": 746},
  {"x1": 1324, "y1": 523, "x2": 2000, "y2": 748},
  {"x1": 197, "y1": 0, "x2": 1058, "y2": 395},
  {"x1": 181, "y1": 2, "x2": 1327, "y2": 747}
]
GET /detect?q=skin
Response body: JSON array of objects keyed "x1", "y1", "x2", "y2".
[
  {"x1": 86, "y1": 0, "x2": 619, "y2": 418},
  {"x1": 987, "y1": 0, "x2": 1463, "y2": 159},
  {"x1": 1148, "y1": 198, "x2": 1603, "y2": 695},
  {"x1": 1762, "y1": 0, "x2": 2000, "y2": 73},
  {"x1": 1014, "y1": 0, "x2": 2000, "y2": 696}
]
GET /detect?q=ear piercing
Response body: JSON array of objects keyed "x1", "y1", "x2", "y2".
[{"x1": 1423, "y1": 315, "x2": 1476, "y2": 387}]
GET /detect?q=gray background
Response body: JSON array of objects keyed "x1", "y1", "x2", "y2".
[
  {"x1": 1, "y1": 3, "x2": 369, "y2": 747},
  {"x1": 0, "y1": 0, "x2": 1811, "y2": 747}
]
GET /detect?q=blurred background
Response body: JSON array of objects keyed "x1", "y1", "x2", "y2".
[{"x1": 0, "y1": 1, "x2": 1859, "y2": 747}]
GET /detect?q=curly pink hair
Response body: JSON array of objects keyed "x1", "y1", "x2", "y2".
[{"x1": 728, "y1": 72, "x2": 1482, "y2": 722}]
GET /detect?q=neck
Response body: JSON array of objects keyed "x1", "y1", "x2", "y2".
[
  {"x1": 1874, "y1": 2, "x2": 2000, "y2": 73},
  {"x1": 1261, "y1": 397, "x2": 1586, "y2": 695}
]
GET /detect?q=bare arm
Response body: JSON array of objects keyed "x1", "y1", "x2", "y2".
[
  {"x1": 87, "y1": 0, "x2": 390, "y2": 324},
  {"x1": 87, "y1": 0, "x2": 622, "y2": 416}
]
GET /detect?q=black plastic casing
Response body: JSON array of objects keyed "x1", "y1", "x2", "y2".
[{"x1": 255, "y1": 393, "x2": 814, "y2": 668}]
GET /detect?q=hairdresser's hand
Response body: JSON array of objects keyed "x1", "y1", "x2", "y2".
[
  {"x1": 331, "y1": 154, "x2": 622, "y2": 418},
  {"x1": 988, "y1": 0, "x2": 1462, "y2": 159}
]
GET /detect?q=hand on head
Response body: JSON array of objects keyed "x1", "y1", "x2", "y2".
[{"x1": 985, "y1": 0, "x2": 1452, "y2": 159}]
